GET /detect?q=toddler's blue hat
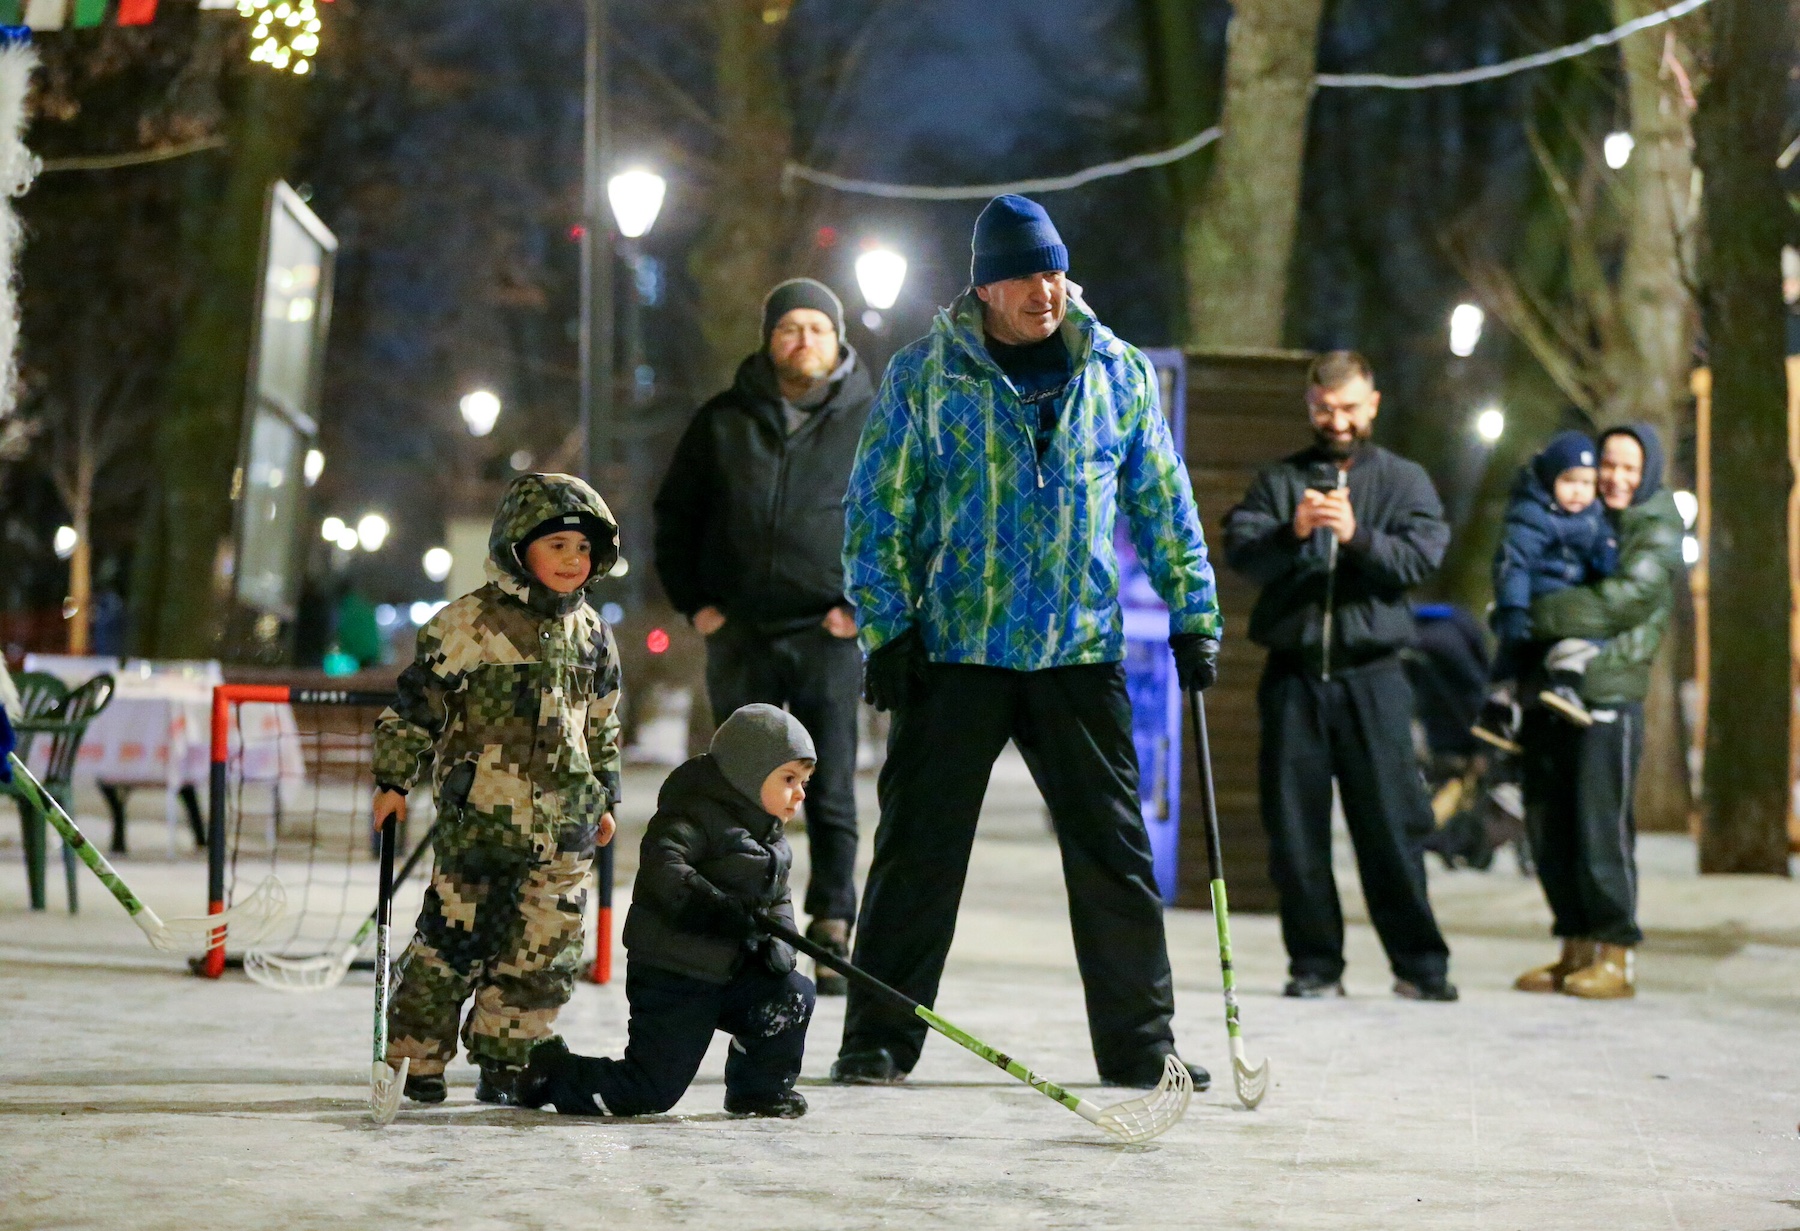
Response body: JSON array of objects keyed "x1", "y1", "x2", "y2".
[
  {"x1": 1533, "y1": 430, "x2": 1598, "y2": 491},
  {"x1": 970, "y1": 195, "x2": 1068, "y2": 288}
]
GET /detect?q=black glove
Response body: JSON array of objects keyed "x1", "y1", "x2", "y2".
[
  {"x1": 1492, "y1": 607, "x2": 1532, "y2": 645},
  {"x1": 1170, "y1": 634, "x2": 1220, "y2": 693},
  {"x1": 863, "y1": 627, "x2": 925, "y2": 713},
  {"x1": 675, "y1": 887, "x2": 763, "y2": 941}
]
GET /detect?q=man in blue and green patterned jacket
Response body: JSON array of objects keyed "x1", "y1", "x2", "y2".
[{"x1": 832, "y1": 195, "x2": 1221, "y2": 1091}]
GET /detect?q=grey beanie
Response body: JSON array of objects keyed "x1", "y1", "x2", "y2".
[{"x1": 710, "y1": 704, "x2": 816, "y2": 804}]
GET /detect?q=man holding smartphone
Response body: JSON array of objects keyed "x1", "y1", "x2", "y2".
[{"x1": 1222, "y1": 351, "x2": 1456, "y2": 1002}]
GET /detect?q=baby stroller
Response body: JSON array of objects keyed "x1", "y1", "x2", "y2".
[{"x1": 1403, "y1": 604, "x2": 1531, "y2": 874}]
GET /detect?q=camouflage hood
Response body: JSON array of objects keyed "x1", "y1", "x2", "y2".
[{"x1": 486, "y1": 472, "x2": 620, "y2": 617}]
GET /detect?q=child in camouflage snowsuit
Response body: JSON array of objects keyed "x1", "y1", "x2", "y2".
[{"x1": 372, "y1": 473, "x2": 624, "y2": 1105}]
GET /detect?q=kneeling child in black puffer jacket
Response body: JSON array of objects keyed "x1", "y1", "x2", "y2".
[{"x1": 516, "y1": 703, "x2": 817, "y2": 1119}]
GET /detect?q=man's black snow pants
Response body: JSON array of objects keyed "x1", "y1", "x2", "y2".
[
  {"x1": 705, "y1": 621, "x2": 861, "y2": 921},
  {"x1": 546, "y1": 960, "x2": 815, "y2": 1116},
  {"x1": 1257, "y1": 655, "x2": 1450, "y2": 985},
  {"x1": 1518, "y1": 703, "x2": 1644, "y2": 947},
  {"x1": 839, "y1": 661, "x2": 1176, "y2": 1079}
]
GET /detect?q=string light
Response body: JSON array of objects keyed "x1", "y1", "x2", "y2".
[{"x1": 236, "y1": 0, "x2": 323, "y2": 76}]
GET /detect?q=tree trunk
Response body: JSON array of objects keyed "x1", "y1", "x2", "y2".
[
  {"x1": 1141, "y1": 0, "x2": 1222, "y2": 343},
  {"x1": 1693, "y1": 0, "x2": 1791, "y2": 875},
  {"x1": 66, "y1": 467, "x2": 92, "y2": 656},
  {"x1": 687, "y1": 0, "x2": 794, "y2": 392},
  {"x1": 134, "y1": 71, "x2": 304, "y2": 659},
  {"x1": 1609, "y1": 1, "x2": 1701, "y2": 832},
  {"x1": 1183, "y1": 0, "x2": 1324, "y2": 349}
]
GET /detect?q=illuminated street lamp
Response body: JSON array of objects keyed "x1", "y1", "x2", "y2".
[
  {"x1": 53, "y1": 525, "x2": 78, "y2": 560},
  {"x1": 1449, "y1": 303, "x2": 1485, "y2": 358},
  {"x1": 356, "y1": 513, "x2": 391, "y2": 552},
  {"x1": 1604, "y1": 131, "x2": 1635, "y2": 170},
  {"x1": 1475, "y1": 406, "x2": 1506, "y2": 444},
  {"x1": 459, "y1": 389, "x2": 502, "y2": 437},
  {"x1": 855, "y1": 247, "x2": 908, "y2": 311},
  {"x1": 321, "y1": 515, "x2": 346, "y2": 543},
  {"x1": 303, "y1": 448, "x2": 326, "y2": 486},
  {"x1": 607, "y1": 169, "x2": 666, "y2": 240},
  {"x1": 422, "y1": 547, "x2": 453, "y2": 583}
]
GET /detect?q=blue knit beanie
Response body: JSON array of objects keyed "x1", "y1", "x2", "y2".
[
  {"x1": 1533, "y1": 430, "x2": 1598, "y2": 490},
  {"x1": 970, "y1": 195, "x2": 1069, "y2": 287}
]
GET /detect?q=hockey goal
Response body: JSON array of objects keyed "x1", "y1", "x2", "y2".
[{"x1": 200, "y1": 683, "x2": 615, "y2": 987}]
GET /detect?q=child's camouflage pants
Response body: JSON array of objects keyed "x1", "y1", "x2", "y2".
[{"x1": 387, "y1": 828, "x2": 592, "y2": 1074}]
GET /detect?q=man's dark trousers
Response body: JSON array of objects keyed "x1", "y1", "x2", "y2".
[
  {"x1": 841, "y1": 662, "x2": 1175, "y2": 1078},
  {"x1": 1518, "y1": 704, "x2": 1644, "y2": 947},
  {"x1": 550, "y1": 960, "x2": 815, "y2": 1116},
  {"x1": 1258, "y1": 655, "x2": 1450, "y2": 984},
  {"x1": 705, "y1": 621, "x2": 861, "y2": 922}
]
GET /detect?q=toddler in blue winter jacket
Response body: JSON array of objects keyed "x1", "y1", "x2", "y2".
[{"x1": 1473, "y1": 431, "x2": 1617, "y2": 750}]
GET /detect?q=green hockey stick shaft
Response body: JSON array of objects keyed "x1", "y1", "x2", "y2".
[
  {"x1": 769, "y1": 918, "x2": 1087, "y2": 1115},
  {"x1": 7, "y1": 752, "x2": 152, "y2": 921},
  {"x1": 1186, "y1": 691, "x2": 1246, "y2": 1040}
]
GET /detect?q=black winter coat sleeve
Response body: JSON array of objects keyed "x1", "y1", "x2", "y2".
[
  {"x1": 635, "y1": 808, "x2": 733, "y2": 927},
  {"x1": 1339, "y1": 465, "x2": 1450, "y2": 591},
  {"x1": 1223, "y1": 468, "x2": 1322, "y2": 587},
  {"x1": 652, "y1": 409, "x2": 719, "y2": 618}
]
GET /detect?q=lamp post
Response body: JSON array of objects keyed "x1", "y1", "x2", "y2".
[{"x1": 580, "y1": 0, "x2": 614, "y2": 488}]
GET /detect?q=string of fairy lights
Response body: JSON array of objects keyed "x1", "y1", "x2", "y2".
[{"x1": 235, "y1": 0, "x2": 322, "y2": 76}]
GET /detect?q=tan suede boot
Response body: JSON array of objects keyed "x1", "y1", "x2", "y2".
[
  {"x1": 1562, "y1": 944, "x2": 1635, "y2": 999},
  {"x1": 1514, "y1": 939, "x2": 1595, "y2": 993},
  {"x1": 806, "y1": 918, "x2": 850, "y2": 996}
]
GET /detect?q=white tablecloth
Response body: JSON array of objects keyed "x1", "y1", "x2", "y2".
[{"x1": 22, "y1": 657, "x2": 305, "y2": 855}]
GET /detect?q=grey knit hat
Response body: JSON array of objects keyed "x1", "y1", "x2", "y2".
[{"x1": 710, "y1": 704, "x2": 816, "y2": 804}]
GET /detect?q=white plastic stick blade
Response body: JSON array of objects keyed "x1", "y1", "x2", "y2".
[
  {"x1": 245, "y1": 941, "x2": 358, "y2": 993},
  {"x1": 1232, "y1": 1037, "x2": 1270, "y2": 1110},
  {"x1": 1091, "y1": 1053, "x2": 1193, "y2": 1144},
  {"x1": 139, "y1": 876, "x2": 289, "y2": 952},
  {"x1": 370, "y1": 1058, "x2": 408, "y2": 1126}
]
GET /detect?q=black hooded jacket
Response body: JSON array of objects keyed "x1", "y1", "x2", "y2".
[
  {"x1": 653, "y1": 348, "x2": 876, "y2": 633},
  {"x1": 620, "y1": 754, "x2": 797, "y2": 985},
  {"x1": 1223, "y1": 443, "x2": 1451, "y2": 670}
]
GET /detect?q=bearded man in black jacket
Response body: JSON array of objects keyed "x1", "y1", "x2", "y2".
[
  {"x1": 653, "y1": 278, "x2": 874, "y2": 992},
  {"x1": 1223, "y1": 351, "x2": 1457, "y2": 1002}
]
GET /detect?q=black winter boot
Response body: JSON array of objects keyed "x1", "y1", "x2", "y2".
[
  {"x1": 475, "y1": 1059, "x2": 523, "y2": 1105},
  {"x1": 403, "y1": 1073, "x2": 446, "y2": 1104},
  {"x1": 1099, "y1": 1054, "x2": 1211, "y2": 1092},
  {"x1": 1394, "y1": 975, "x2": 1460, "y2": 1002},
  {"x1": 1282, "y1": 974, "x2": 1346, "y2": 998},
  {"x1": 724, "y1": 1088, "x2": 809, "y2": 1118},
  {"x1": 514, "y1": 1038, "x2": 568, "y2": 1111},
  {"x1": 830, "y1": 1048, "x2": 905, "y2": 1084},
  {"x1": 806, "y1": 918, "x2": 851, "y2": 997}
]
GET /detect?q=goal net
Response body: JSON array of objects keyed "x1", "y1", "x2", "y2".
[{"x1": 198, "y1": 685, "x2": 433, "y2": 988}]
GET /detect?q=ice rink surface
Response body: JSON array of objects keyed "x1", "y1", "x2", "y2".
[{"x1": 4, "y1": 749, "x2": 1799, "y2": 1230}]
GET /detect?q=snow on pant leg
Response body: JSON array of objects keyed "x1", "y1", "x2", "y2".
[
  {"x1": 563, "y1": 961, "x2": 726, "y2": 1116},
  {"x1": 1331, "y1": 661, "x2": 1451, "y2": 984},
  {"x1": 780, "y1": 627, "x2": 864, "y2": 923},
  {"x1": 1570, "y1": 704, "x2": 1644, "y2": 947},
  {"x1": 840, "y1": 664, "x2": 1014, "y2": 1072},
  {"x1": 386, "y1": 840, "x2": 525, "y2": 1076},
  {"x1": 1256, "y1": 663, "x2": 1346, "y2": 982},
  {"x1": 1011, "y1": 662, "x2": 1175, "y2": 1077},
  {"x1": 463, "y1": 840, "x2": 592, "y2": 1070},
  {"x1": 719, "y1": 965, "x2": 817, "y2": 1104},
  {"x1": 1519, "y1": 707, "x2": 1591, "y2": 938}
]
